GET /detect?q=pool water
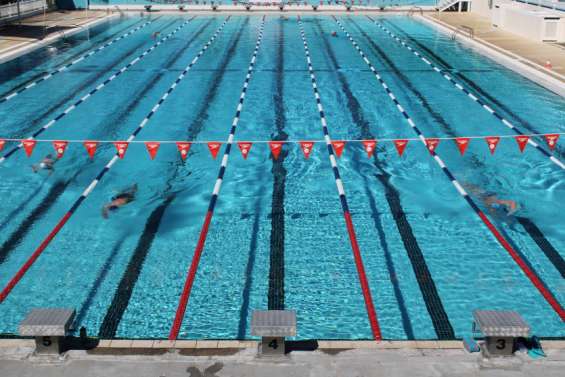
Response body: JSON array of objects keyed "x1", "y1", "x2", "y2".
[{"x1": 0, "y1": 14, "x2": 563, "y2": 340}]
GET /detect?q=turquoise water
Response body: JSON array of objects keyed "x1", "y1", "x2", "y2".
[{"x1": 0, "y1": 14, "x2": 563, "y2": 340}]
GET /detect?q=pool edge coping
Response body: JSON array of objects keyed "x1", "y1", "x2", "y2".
[{"x1": 2, "y1": 339, "x2": 565, "y2": 350}]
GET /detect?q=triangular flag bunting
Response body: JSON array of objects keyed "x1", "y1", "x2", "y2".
[
  {"x1": 394, "y1": 139, "x2": 408, "y2": 156},
  {"x1": 544, "y1": 134, "x2": 560, "y2": 151},
  {"x1": 113, "y1": 141, "x2": 129, "y2": 159},
  {"x1": 22, "y1": 139, "x2": 36, "y2": 157},
  {"x1": 176, "y1": 142, "x2": 191, "y2": 160},
  {"x1": 207, "y1": 142, "x2": 222, "y2": 159},
  {"x1": 299, "y1": 141, "x2": 314, "y2": 159},
  {"x1": 238, "y1": 142, "x2": 252, "y2": 159},
  {"x1": 424, "y1": 138, "x2": 440, "y2": 154},
  {"x1": 332, "y1": 141, "x2": 346, "y2": 158},
  {"x1": 515, "y1": 136, "x2": 529, "y2": 153},
  {"x1": 269, "y1": 141, "x2": 283, "y2": 160},
  {"x1": 455, "y1": 138, "x2": 470, "y2": 155},
  {"x1": 485, "y1": 136, "x2": 500, "y2": 155},
  {"x1": 145, "y1": 142, "x2": 160, "y2": 160},
  {"x1": 83, "y1": 141, "x2": 98, "y2": 159},
  {"x1": 52, "y1": 141, "x2": 68, "y2": 159},
  {"x1": 0, "y1": 139, "x2": 5, "y2": 151},
  {"x1": 362, "y1": 140, "x2": 377, "y2": 158}
]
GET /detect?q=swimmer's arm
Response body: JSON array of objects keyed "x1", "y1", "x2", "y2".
[
  {"x1": 102, "y1": 205, "x2": 110, "y2": 219},
  {"x1": 495, "y1": 199, "x2": 518, "y2": 214}
]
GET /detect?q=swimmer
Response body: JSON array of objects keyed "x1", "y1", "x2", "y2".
[
  {"x1": 464, "y1": 183, "x2": 518, "y2": 216},
  {"x1": 151, "y1": 31, "x2": 161, "y2": 40},
  {"x1": 102, "y1": 184, "x2": 138, "y2": 219},
  {"x1": 331, "y1": 30, "x2": 337, "y2": 37},
  {"x1": 32, "y1": 154, "x2": 55, "y2": 174}
]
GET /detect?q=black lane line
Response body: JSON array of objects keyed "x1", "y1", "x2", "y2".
[
  {"x1": 0, "y1": 18, "x2": 149, "y2": 96},
  {"x1": 98, "y1": 196, "x2": 175, "y2": 338},
  {"x1": 268, "y1": 18, "x2": 287, "y2": 311},
  {"x1": 316, "y1": 19, "x2": 454, "y2": 339},
  {"x1": 74, "y1": 237, "x2": 127, "y2": 330},
  {"x1": 0, "y1": 180, "x2": 70, "y2": 265},
  {"x1": 0, "y1": 180, "x2": 47, "y2": 233},
  {"x1": 237, "y1": 203, "x2": 261, "y2": 339},
  {"x1": 10, "y1": 19, "x2": 179, "y2": 139},
  {"x1": 90, "y1": 19, "x2": 214, "y2": 140},
  {"x1": 380, "y1": 19, "x2": 565, "y2": 159},
  {"x1": 517, "y1": 217, "x2": 565, "y2": 279},
  {"x1": 96, "y1": 19, "x2": 248, "y2": 338}
]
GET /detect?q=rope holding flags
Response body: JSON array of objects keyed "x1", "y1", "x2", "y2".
[{"x1": 0, "y1": 132, "x2": 561, "y2": 162}]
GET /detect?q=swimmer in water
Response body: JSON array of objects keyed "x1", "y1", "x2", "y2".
[
  {"x1": 331, "y1": 30, "x2": 337, "y2": 37},
  {"x1": 151, "y1": 31, "x2": 160, "y2": 40},
  {"x1": 32, "y1": 154, "x2": 55, "y2": 174},
  {"x1": 102, "y1": 184, "x2": 138, "y2": 219},
  {"x1": 464, "y1": 183, "x2": 518, "y2": 216}
]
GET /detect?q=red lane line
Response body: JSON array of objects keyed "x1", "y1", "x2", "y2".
[
  {"x1": 0, "y1": 212, "x2": 72, "y2": 302},
  {"x1": 344, "y1": 211, "x2": 382, "y2": 340},
  {"x1": 169, "y1": 211, "x2": 213, "y2": 340},
  {"x1": 478, "y1": 212, "x2": 565, "y2": 321}
]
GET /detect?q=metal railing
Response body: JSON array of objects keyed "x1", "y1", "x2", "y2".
[{"x1": 451, "y1": 24, "x2": 474, "y2": 40}]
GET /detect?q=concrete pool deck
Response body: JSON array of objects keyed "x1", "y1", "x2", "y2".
[
  {"x1": 1, "y1": 339, "x2": 565, "y2": 376},
  {"x1": 426, "y1": 12, "x2": 565, "y2": 83},
  {"x1": 0, "y1": 10, "x2": 114, "y2": 63}
]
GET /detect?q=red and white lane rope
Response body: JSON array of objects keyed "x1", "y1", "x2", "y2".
[
  {"x1": 297, "y1": 16, "x2": 383, "y2": 340},
  {"x1": 333, "y1": 17, "x2": 565, "y2": 321},
  {"x1": 365, "y1": 16, "x2": 565, "y2": 170},
  {"x1": 0, "y1": 16, "x2": 197, "y2": 165},
  {"x1": 0, "y1": 17, "x2": 231, "y2": 304},
  {"x1": 168, "y1": 16, "x2": 266, "y2": 341},
  {"x1": 0, "y1": 19, "x2": 156, "y2": 104}
]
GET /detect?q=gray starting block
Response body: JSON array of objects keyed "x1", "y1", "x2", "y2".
[
  {"x1": 251, "y1": 310, "x2": 296, "y2": 356},
  {"x1": 473, "y1": 310, "x2": 530, "y2": 357},
  {"x1": 19, "y1": 308, "x2": 75, "y2": 354}
]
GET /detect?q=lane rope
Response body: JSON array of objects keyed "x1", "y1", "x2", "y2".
[
  {"x1": 0, "y1": 19, "x2": 155, "y2": 104},
  {"x1": 298, "y1": 16, "x2": 383, "y2": 340},
  {"x1": 366, "y1": 16, "x2": 565, "y2": 170},
  {"x1": 0, "y1": 17, "x2": 231, "y2": 304},
  {"x1": 333, "y1": 16, "x2": 565, "y2": 321},
  {"x1": 0, "y1": 132, "x2": 562, "y2": 144},
  {"x1": 168, "y1": 16, "x2": 266, "y2": 341},
  {"x1": 0, "y1": 16, "x2": 197, "y2": 165}
]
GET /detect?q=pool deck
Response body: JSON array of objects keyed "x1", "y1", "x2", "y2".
[
  {"x1": 0, "y1": 10, "x2": 113, "y2": 64},
  {"x1": 426, "y1": 12, "x2": 565, "y2": 84},
  {"x1": 1, "y1": 339, "x2": 565, "y2": 376}
]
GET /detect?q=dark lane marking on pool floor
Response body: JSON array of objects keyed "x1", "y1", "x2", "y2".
[
  {"x1": 98, "y1": 196, "x2": 175, "y2": 338},
  {"x1": 373, "y1": 18, "x2": 564, "y2": 166},
  {"x1": 0, "y1": 17, "x2": 155, "y2": 103},
  {"x1": 318, "y1": 18, "x2": 449, "y2": 339},
  {"x1": 0, "y1": 18, "x2": 231, "y2": 304},
  {"x1": 298, "y1": 17, "x2": 381, "y2": 340},
  {"x1": 95, "y1": 19, "x2": 247, "y2": 337},
  {"x1": 169, "y1": 17, "x2": 265, "y2": 340},
  {"x1": 269, "y1": 18, "x2": 287, "y2": 312},
  {"x1": 0, "y1": 180, "x2": 70, "y2": 265},
  {"x1": 335, "y1": 17, "x2": 565, "y2": 321},
  {"x1": 91, "y1": 19, "x2": 214, "y2": 139},
  {"x1": 517, "y1": 217, "x2": 565, "y2": 279},
  {"x1": 0, "y1": 16, "x2": 183, "y2": 159}
]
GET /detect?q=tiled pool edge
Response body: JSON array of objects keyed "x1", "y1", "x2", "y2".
[
  {"x1": 2, "y1": 339, "x2": 565, "y2": 350},
  {"x1": 419, "y1": 14, "x2": 565, "y2": 98}
]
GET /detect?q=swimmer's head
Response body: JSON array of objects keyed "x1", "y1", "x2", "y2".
[{"x1": 45, "y1": 154, "x2": 53, "y2": 159}]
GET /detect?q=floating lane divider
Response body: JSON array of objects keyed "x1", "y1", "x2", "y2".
[
  {"x1": 333, "y1": 17, "x2": 565, "y2": 321},
  {"x1": 0, "y1": 17, "x2": 231, "y2": 304},
  {"x1": 169, "y1": 16, "x2": 266, "y2": 341},
  {"x1": 365, "y1": 16, "x2": 565, "y2": 170},
  {"x1": 297, "y1": 16, "x2": 382, "y2": 340},
  {"x1": 0, "y1": 19, "x2": 156, "y2": 104},
  {"x1": 0, "y1": 16, "x2": 197, "y2": 166}
]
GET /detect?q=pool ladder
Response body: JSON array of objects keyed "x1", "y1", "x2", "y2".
[{"x1": 451, "y1": 25, "x2": 474, "y2": 40}]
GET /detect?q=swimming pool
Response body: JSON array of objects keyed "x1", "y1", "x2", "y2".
[{"x1": 0, "y1": 13, "x2": 563, "y2": 341}]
